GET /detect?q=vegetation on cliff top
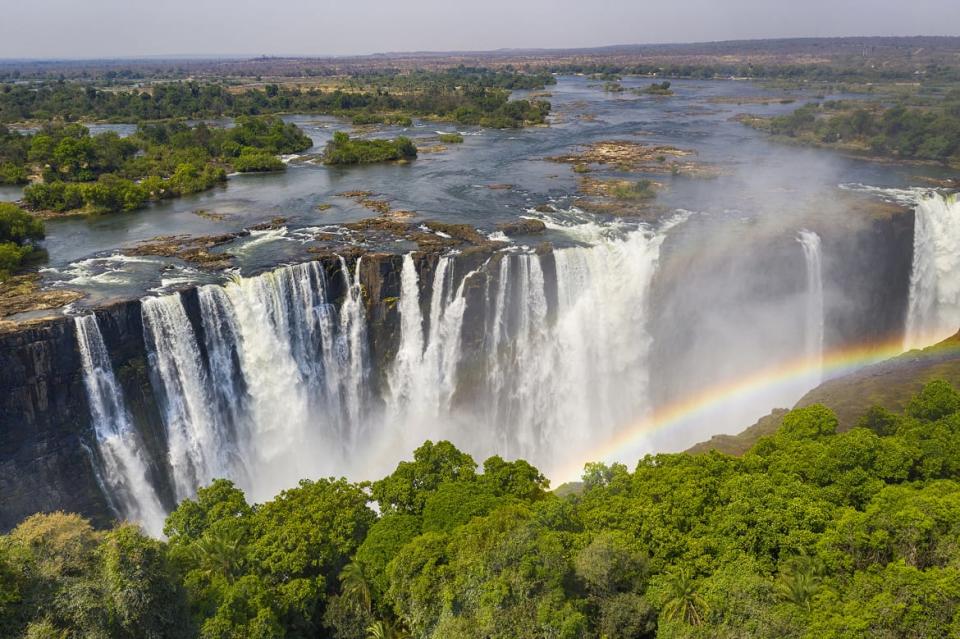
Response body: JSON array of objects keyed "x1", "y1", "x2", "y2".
[{"x1": 4, "y1": 379, "x2": 960, "y2": 637}]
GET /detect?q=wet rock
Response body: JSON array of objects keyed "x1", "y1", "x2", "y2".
[
  {"x1": 124, "y1": 233, "x2": 243, "y2": 270},
  {"x1": 192, "y1": 209, "x2": 230, "y2": 221},
  {"x1": 496, "y1": 219, "x2": 547, "y2": 236},
  {"x1": 549, "y1": 140, "x2": 721, "y2": 178},
  {"x1": 0, "y1": 275, "x2": 84, "y2": 325},
  {"x1": 248, "y1": 217, "x2": 288, "y2": 231}
]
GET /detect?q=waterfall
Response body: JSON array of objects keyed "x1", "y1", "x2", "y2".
[
  {"x1": 382, "y1": 220, "x2": 672, "y2": 468},
  {"x1": 74, "y1": 315, "x2": 167, "y2": 536},
  {"x1": 385, "y1": 256, "x2": 481, "y2": 438},
  {"x1": 139, "y1": 259, "x2": 371, "y2": 503},
  {"x1": 142, "y1": 294, "x2": 237, "y2": 500},
  {"x1": 387, "y1": 253, "x2": 425, "y2": 413},
  {"x1": 798, "y1": 230, "x2": 824, "y2": 380},
  {"x1": 905, "y1": 192, "x2": 960, "y2": 350},
  {"x1": 83, "y1": 220, "x2": 678, "y2": 530}
]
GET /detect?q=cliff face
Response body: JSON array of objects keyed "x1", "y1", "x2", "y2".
[
  {"x1": 647, "y1": 209, "x2": 915, "y2": 410},
  {"x1": 820, "y1": 212, "x2": 915, "y2": 347},
  {"x1": 0, "y1": 253, "x2": 413, "y2": 531},
  {"x1": 0, "y1": 312, "x2": 106, "y2": 530}
]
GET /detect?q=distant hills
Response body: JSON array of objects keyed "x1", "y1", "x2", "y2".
[{"x1": 3, "y1": 36, "x2": 960, "y2": 79}]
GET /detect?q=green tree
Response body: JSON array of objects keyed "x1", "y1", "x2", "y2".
[
  {"x1": 778, "y1": 404, "x2": 839, "y2": 441},
  {"x1": 906, "y1": 379, "x2": 960, "y2": 421},
  {"x1": 659, "y1": 568, "x2": 708, "y2": 626},
  {"x1": 371, "y1": 440, "x2": 477, "y2": 514},
  {"x1": 774, "y1": 555, "x2": 823, "y2": 610}
]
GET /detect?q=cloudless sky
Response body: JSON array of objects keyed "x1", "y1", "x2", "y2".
[{"x1": 0, "y1": 0, "x2": 957, "y2": 59}]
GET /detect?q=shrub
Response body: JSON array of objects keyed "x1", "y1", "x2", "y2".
[
  {"x1": 323, "y1": 132, "x2": 417, "y2": 165},
  {"x1": 233, "y1": 148, "x2": 285, "y2": 172}
]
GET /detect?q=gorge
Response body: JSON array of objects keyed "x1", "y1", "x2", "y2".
[{"x1": 3, "y1": 190, "x2": 952, "y2": 532}]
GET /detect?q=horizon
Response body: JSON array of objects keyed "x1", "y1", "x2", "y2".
[
  {"x1": 2, "y1": 0, "x2": 958, "y2": 59},
  {"x1": 0, "y1": 33, "x2": 958, "y2": 63}
]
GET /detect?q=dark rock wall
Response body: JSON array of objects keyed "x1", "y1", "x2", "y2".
[
  {"x1": 1, "y1": 311, "x2": 109, "y2": 530},
  {"x1": 648, "y1": 210, "x2": 915, "y2": 409}
]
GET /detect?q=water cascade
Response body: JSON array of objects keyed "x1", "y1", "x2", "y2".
[
  {"x1": 798, "y1": 230, "x2": 824, "y2": 381},
  {"x1": 142, "y1": 294, "x2": 236, "y2": 500},
  {"x1": 905, "y1": 192, "x2": 960, "y2": 349},
  {"x1": 78, "y1": 217, "x2": 699, "y2": 527},
  {"x1": 74, "y1": 315, "x2": 167, "y2": 536}
]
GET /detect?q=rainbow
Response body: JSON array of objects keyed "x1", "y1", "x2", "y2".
[{"x1": 551, "y1": 334, "x2": 951, "y2": 484}]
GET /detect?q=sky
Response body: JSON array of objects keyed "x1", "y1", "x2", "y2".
[{"x1": 0, "y1": 0, "x2": 957, "y2": 59}]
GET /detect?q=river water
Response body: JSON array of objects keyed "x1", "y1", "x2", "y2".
[{"x1": 37, "y1": 77, "x2": 948, "y2": 290}]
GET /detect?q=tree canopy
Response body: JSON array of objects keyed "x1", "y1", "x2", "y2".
[{"x1": 5, "y1": 380, "x2": 960, "y2": 637}]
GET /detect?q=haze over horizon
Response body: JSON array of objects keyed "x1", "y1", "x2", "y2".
[{"x1": 1, "y1": 0, "x2": 958, "y2": 59}]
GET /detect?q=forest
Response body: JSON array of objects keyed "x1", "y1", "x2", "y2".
[
  {"x1": 750, "y1": 89, "x2": 960, "y2": 163},
  {"x1": 3, "y1": 379, "x2": 960, "y2": 638},
  {"x1": 0, "y1": 69, "x2": 553, "y2": 129},
  {"x1": 0, "y1": 116, "x2": 312, "y2": 214}
]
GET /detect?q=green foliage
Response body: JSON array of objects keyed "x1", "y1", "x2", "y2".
[
  {"x1": 232, "y1": 148, "x2": 284, "y2": 172},
  {"x1": 438, "y1": 133, "x2": 464, "y2": 143},
  {"x1": 351, "y1": 113, "x2": 413, "y2": 127},
  {"x1": 323, "y1": 132, "x2": 417, "y2": 165},
  {"x1": 0, "y1": 125, "x2": 30, "y2": 184},
  {"x1": 906, "y1": 379, "x2": 960, "y2": 421},
  {"x1": 353, "y1": 514, "x2": 421, "y2": 599},
  {"x1": 610, "y1": 179, "x2": 656, "y2": 201},
  {"x1": 759, "y1": 94, "x2": 960, "y2": 163},
  {"x1": 574, "y1": 532, "x2": 648, "y2": 597},
  {"x1": 13, "y1": 116, "x2": 307, "y2": 214},
  {"x1": 0, "y1": 512, "x2": 189, "y2": 638},
  {"x1": 777, "y1": 403, "x2": 838, "y2": 440},
  {"x1": 389, "y1": 505, "x2": 588, "y2": 639},
  {"x1": 657, "y1": 568, "x2": 709, "y2": 626},
  {"x1": 420, "y1": 481, "x2": 503, "y2": 533},
  {"x1": 6, "y1": 380, "x2": 960, "y2": 637},
  {"x1": 641, "y1": 81, "x2": 674, "y2": 96},
  {"x1": 0, "y1": 161, "x2": 27, "y2": 185},
  {"x1": 0, "y1": 69, "x2": 554, "y2": 128},
  {"x1": 0, "y1": 202, "x2": 43, "y2": 278},
  {"x1": 23, "y1": 161, "x2": 226, "y2": 214},
  {"x1": 371, "y1": 440, "x2": 477, "y2": 514},
  {"x1": 0, "y1": 201, "x2": 44, "y2": 245},
  {"x1": 479, "y1": 455, "x2": 550, "y2": 501}
]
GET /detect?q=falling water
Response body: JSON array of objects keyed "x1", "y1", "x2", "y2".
[
  {"x1": 798, "y1": 230, "x2": 824, "y2": 381},
  {"x1": 382, "y1": 218, "x2": 676, "y2": 468},
  {"x1": 905, "y1": 192, "x2": 960, "y2": 350},
  {"x1": 74, "y1": 315, "x2": 167, "y2": 536},
  {"x1": 142, "y1": 294, "x2": 235, "y2": 500},
  {"x1": 85, "y1": 220, "x2": 680, "y2": 528}
]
